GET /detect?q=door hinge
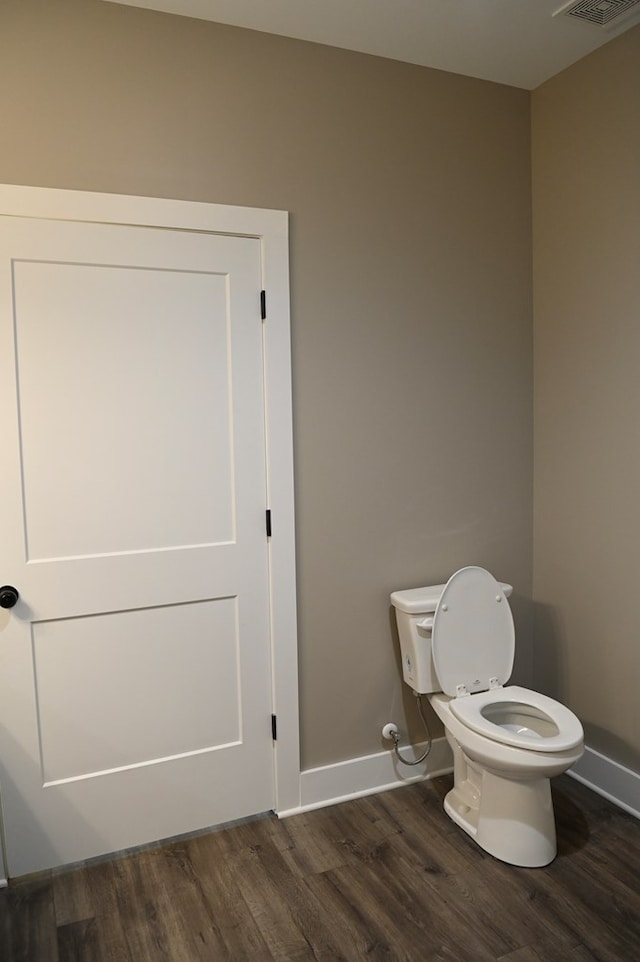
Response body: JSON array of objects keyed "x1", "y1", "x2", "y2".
[
  {"x1": 260, "y1": 290, "x2": 267, "y2": 320},
  {"x1": 266, "y1": 509, "x2": 272, "y2": 538},
  {"x1": 271, "y1": 714, "x2": 277, "y2": 740}
]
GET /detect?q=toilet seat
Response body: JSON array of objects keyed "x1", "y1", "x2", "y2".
[
  {"x1": 431, "y1": 567, "x2": 583, "y2": 753},
  {"x1": 448, "y1": 685, "x2": 584, "y2": 752},
  {"x1": 432, "y1": 566, "x2": 515, "y2": 698}
]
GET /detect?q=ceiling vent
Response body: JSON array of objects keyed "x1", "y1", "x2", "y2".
[{"x1": 554, "y1": 0, "x2": 640, "y2": 28}]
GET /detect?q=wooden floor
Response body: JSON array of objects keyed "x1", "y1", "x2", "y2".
[{"x1": 1, "y1": 773, "x2": 639, "y2": 961}]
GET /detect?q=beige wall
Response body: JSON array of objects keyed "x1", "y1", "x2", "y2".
[
  {"x1": 532, "y1": 26, "x2": 640, "y2": 773},
  {"x1": 0, "y1": 0, "x2": 533, "y2": 769}
]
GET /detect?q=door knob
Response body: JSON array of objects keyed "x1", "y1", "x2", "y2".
[{"x1": 0, "y1": 585, "x2": 19, "y2": 609}]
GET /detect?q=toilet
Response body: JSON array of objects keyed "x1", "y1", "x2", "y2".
[{"x1": 390, "y1": 566, "x2": 584, "y2": 867}]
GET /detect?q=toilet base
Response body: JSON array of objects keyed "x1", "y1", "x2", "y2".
[{"x1": 443, "y1": 765, "x2": 557, "y2": 868}]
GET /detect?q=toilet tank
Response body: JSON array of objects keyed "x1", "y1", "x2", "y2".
[
  {"x1": 391, "y1": 585, "x2": 445, "y2": 694},
  {"x1": 390, "y1": 580, "x2": 513, "y2": 694}
]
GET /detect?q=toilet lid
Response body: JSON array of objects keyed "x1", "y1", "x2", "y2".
[{"x1": 432, "y1": 566, "x2": 515, "y2": 697}]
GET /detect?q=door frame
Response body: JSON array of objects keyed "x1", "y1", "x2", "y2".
[{"x1": 0, "y1": 184, "x2": 300, "y2": 876}]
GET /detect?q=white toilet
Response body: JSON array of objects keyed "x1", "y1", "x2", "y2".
[{"x1": 390, "y1": 566, "x2": 584, "y2": 867}]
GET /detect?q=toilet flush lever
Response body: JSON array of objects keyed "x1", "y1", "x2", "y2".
[{"x1": 416, "y1": 616, "x2": 434, "y2": 630}]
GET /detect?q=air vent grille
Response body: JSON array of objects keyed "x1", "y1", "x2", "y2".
[{"x1": 557, "y1": 0, "x2": 640, "y2": 26}]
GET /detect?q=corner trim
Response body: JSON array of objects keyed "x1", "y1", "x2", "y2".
[
  {"x1": 277, "y1": 737, "x2": 452, "y2": 818},
  {"x1": 569, "y1": 744, "x2": 640, "y2": 820}
]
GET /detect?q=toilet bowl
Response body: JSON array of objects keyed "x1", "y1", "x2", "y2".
[{"x1": 391, "y1": 566, "x2": 584, "y2": 867}]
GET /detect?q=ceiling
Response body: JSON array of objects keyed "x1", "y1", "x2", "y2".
[{"x1": 104, "y1": 0, "x2": 640, "y2": 89}]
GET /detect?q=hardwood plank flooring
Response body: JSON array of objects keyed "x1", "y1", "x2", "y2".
[{"x1": 1, "y1": 774, "x2": 639, "y2": 961}]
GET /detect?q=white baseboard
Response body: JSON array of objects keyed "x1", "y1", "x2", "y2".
[
  {"x1": 279, "y1": 739, "x2": 640, "y2": 823},
  {"x1": 569, "y1": 745, "x2": 640, "y2": 820},
  {"x1": 277, "y1": 736, "x2": 452, "y2": 818}
]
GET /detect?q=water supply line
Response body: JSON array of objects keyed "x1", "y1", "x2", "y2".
[{"x1": 382, "y1": 690, "x2": 432, "y2": 766}]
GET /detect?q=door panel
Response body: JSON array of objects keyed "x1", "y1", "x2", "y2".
[
  {"x1": 33, "y1": 598, "x2": 241, "y2": 784},
  {"x1": 14, "y1": 260, "x2": 235, "y2": 559},
  {"x1": 0, "y1": 216, "x2": 274, "y2": 876}
]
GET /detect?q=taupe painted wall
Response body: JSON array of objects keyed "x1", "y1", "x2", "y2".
[
  {"x1": 0, "y1": 0, "x2": 533, "y2": 769},
  {"x1": 532, "y1": 26, "x2": 640, "y2": 773}
]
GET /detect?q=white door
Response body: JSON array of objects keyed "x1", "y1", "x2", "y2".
[{"x1": 0, "y1": 214, "x2": 275, "y2": 877}]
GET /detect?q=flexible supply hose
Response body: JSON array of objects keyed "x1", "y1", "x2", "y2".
[{"x1": 391, "y1": 692, "x2": 433, "y2": 766}]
